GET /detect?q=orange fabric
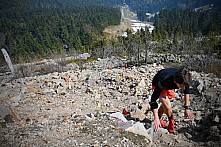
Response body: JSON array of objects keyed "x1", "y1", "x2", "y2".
[{"x1": 152, "y1": 86, "x2": 176, "y2": 99}]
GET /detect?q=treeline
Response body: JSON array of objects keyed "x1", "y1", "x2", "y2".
[
  {"x1": 0, "y1": 0, "x2": 121, "y2": 64},
  {"x1": 0, "y1": 0, "x2": 221, "y2": 74},
  {"x1": 0, "y1": 0, "x2": 122, "y2": 9},
  {"x1": 154, "y1": 9, "x2": 221, "y2": 37},
  {"x1": 125, "y1": 0, "x2": 221, "y2": 21}
]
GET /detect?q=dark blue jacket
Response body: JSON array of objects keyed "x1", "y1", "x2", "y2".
[{"x1": 151, "y1": 68, "x2": 190, "y2": 109}]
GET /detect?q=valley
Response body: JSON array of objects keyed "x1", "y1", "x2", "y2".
[{"x1": 104, "y1": 4, "x2": 154, "y2": 38}]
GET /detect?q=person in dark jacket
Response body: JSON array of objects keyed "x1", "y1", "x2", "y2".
[{"x1": 150, "y1": 67, "x2": 194, "y2": 133}]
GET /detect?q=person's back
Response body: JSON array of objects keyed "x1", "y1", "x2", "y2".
[
  {"x1": 152, "y1": 68, "x2": 178, "y2": 89},
  {"x1": 150, "y1": 67, "x2": 194, "y2": 133}
]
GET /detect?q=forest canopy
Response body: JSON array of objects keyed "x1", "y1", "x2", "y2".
[
  {"x1": 0, "y1": 0, "x2": 122, "y2": 63},
  {"x1": 154, "y1": 9, "x2": 221, "y2": 37},
  {"x1": 125, "y1": 0, "x2": 221, "y2": 21},
  {"x1": 0, "y1": 0, "x2": 220, "y2": 66}
]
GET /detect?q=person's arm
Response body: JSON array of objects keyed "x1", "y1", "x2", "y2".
[
  {"x1": 184, "y1": 93, "x2": 190, "y2": 106},
  {"x1": 183, "y1": 94, "x2": 194, "y2": 121},
  {"x1": 150, "y1": 84, "x2": 162, "y2": 131},
  {"x1": 153, "y1": 108, "x2": 161, "y2": 132}
]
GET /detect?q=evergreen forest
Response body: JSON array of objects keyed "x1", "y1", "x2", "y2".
[
  {"x1": 0, "y1": 0, "x2": 221, "y2": 76},
  {"x1": 125, "y1": 0, "x2": 221, "y2": 21},
  {"x1": 0, "y1": 0, "x2": 122, "y2": 63}
]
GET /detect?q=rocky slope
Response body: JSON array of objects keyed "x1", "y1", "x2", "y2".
[{"x1": 0, "y1": 58, "x2": 221, "y2": 147}]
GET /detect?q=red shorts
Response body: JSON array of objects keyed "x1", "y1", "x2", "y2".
[{"x1": 152, "y1": 86, "x2": 176, "y2": 99}]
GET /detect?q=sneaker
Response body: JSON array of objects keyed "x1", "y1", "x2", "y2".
[
  {"x1": 167, "y1": 118, "x2": 175, "y2": 133},
  {"x1": 159, "y1": 119, "x2": 167, "y2": 128}
]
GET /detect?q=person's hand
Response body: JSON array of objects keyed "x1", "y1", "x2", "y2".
[
  {"x1": 154, "y1": 118, "x2": 161, "y2": 132},
  {"x1": 184, "y1": 109, "x2": 194, "y2": 121}
]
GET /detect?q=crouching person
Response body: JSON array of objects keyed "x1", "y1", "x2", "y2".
[{"x1": 150, "y1": 67, "x2": 194, "y2": 133}]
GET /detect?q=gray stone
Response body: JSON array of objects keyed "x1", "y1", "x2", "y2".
[{"x1": 0, "y1": 105, "x2": 10, "y2": 119}]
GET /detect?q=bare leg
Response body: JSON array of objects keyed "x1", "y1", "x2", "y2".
[
  {"x1": 159, "y1": 94, "x2": 175, "y2": 132},
  {"x1": 158, "y1": 104, "x2": 164, "y2": 119},
  {"x1": 159, "y1": 94, "x2": 172, "y2": 117}
]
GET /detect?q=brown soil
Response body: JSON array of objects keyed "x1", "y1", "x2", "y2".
[{"x1": 103, "y1": 19, "x2": 132, "y2": 38}]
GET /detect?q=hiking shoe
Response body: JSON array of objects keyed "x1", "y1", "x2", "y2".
[
  {"x1": 160, "y1": 119, "x2": 167, "y2": 128},
  {"x1": 168, "y1": 118, "x2": 175, "y2": 133}
]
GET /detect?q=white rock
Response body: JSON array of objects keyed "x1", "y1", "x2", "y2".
[
  {"x1": 126, "y1": 122, "x2": 150, "y2": 141},
  {"x1": 110, "y1": 112, "x2": 127, "y2": 122}
]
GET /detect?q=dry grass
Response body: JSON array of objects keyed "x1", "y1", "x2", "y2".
[
  {"x1": 202, "y1": 64, "x2": 221, "y2": 78},
  {"x1": 103, "y1": 19, "x2": 132, "y2": 38},
  {"x1": 86, "y1": 57, "x2": 97, "y2": 62}
]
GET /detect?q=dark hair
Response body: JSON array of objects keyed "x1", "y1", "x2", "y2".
[{"x1": 173, "y1": 67, "x2": 192, "y2": 86}]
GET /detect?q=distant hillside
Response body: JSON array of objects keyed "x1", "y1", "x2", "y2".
[
  {"x1": 0, "y1": 0, "x2": 122, "y2": 64},
  {"x1": 125, "y1": 0, "x2": 221, "y2": 21},
  {"x1": 122, "y1": 0, "x2": 221, "y2": 38},
  {"x1": 1, "y1": 0, "x2": 220, "y2": 73},
  {"x1": 0, "y1": 0, "x2": 123, "y2": 9}
]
